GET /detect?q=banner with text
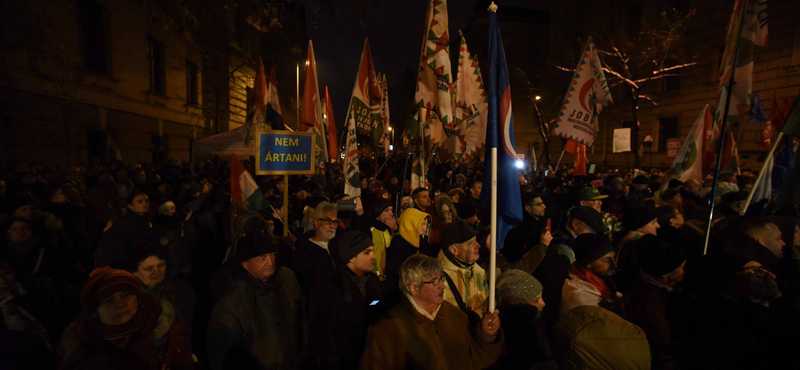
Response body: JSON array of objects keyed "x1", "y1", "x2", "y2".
[
  {"x1": 613, "y1": 128, "x2": 632, "y2": 153},
  {"x1": 256, "y1": 131, "x2": 316, "y2": 175}
]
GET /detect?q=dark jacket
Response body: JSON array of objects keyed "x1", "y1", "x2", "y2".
[
  {"x1": 502, "y1": 212, "x2": 546, "y2": 263},
  {"x1": 94, "y1": 211, "x2": 151, "y2": 268},
  {"x1": 294, "y1": 233, "x2": 338, "y2": 297},
  {"x1": 139, "y1": 277, "x2": 197, "y2": 340},
  {"x1": 207, "y1": 267, "x2": 306, "y2": 370},
  {"x1": 308, "y1": 267, "x2": 385, "y2": 369},
  {"x1": 534, "y1": 228, "x2": 577, "y2": 324},
  {"x1": 497, "y1": 305, "x2": 551, "y2": 369}
]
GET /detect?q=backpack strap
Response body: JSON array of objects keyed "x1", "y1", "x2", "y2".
[{"x1": 443, "y1": 273, "x2": 468, "y2": 313}]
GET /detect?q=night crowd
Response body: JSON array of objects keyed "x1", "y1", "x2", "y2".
[{"x1": 1, "y1": 152, "x2": 799, "y2": 370}]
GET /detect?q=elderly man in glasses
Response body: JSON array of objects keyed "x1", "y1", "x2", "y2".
[
  {"x1": 360, "y1": 254, "x2": 503, "y2": 370},
  {"x1": 294, "y1": 201, "x2": 340, "y2": 296}
]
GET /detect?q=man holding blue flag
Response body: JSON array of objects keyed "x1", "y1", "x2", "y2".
[{"x1": 481, "y1": 1, "x2": 523, "y2": 313}]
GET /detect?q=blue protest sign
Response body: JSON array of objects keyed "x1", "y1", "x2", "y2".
[{"x1": 255, "y1": 130, "x2": 316, "y2": 175}]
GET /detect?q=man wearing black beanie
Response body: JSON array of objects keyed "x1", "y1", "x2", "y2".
[
  {"x1": 561, "y1": 233, "x2": 624, "y2": 318},
  {"x1": 208, "y1": 230, "x2": 306, "y2": 370},
  {"x1": 627, "y1": 236, "x2": 688, "y2": 369},
  {"x1": 308, "y1": 229, "x2": 384, "y2": 369}
]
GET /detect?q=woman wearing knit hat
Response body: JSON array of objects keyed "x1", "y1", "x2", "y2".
[
  {"x1": 496, "y1": 270, "x2": 555, "y2": 369},
  {"x1": 58, "y1": 266, "x2": 194, "y2": 370}
]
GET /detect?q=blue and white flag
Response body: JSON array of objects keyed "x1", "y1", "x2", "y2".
[{"x1": 481, "y1": 3, "x2": 522, "y2": 252}]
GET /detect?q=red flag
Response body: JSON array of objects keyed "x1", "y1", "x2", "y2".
[
  {"x1": 573, "y1": 142, "x2": 587, "y2": 175},
  {"x1": 564, "y1": 139, "x2": 577, "y2": 155},
  {"x1": 324, "y1": 86, "x2": 338, "y2": 161}
]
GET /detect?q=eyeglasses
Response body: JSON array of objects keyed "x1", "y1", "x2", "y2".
[
  {"x1": 422, "y1": 275, "x2": 445, "y2": 287},
  {"x1": 317, "y1": 218, "x2": 340, "y2": 227}
]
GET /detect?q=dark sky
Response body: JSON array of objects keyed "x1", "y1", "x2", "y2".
[{"x1": 299, "y1": 0, "x2": 548, "y2": 134}]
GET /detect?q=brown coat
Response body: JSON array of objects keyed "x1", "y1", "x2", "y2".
[{"x1": 359, "y1": 298, "x2": 502, "y2": 370}]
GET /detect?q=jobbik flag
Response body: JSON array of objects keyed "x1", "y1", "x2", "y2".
[
  {"x1": 453, "y1": 30, "x2": 488, "y2": 162},
  {"x1": 551, "y1": 37, "x2": 613, "y2": 147},
  {"x1": 343, "y1": 40, "x2": 381, "y2": 196},
  {"x1": 480, "y1": 3, "x2": 522, "y2": 252},
  {"x1": 415, "y1": 0, "x2": 454, "y2": 157},
  {"x1": 666, "y1": 105, "x2": 712, "y2": 184},
  {"x1": 300, "y1": 41, "x2": 328, "y2": 169}
]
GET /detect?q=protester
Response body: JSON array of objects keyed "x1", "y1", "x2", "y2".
[
  {"x1": 207, "y1": 231, "x2": 305, "y2": 370},
  {"x1": 294, "y1": 201, "x2": 340, "y2": 296},
  {"x1": 359, "y1": 254, "x2": 503, "y2": 370},
  {"x1": 502, "y1": 192, "x2": 550, "y2": 263},
  {"x1": 496, "y1": 270, "x2": 554, "y2": 369},
  {"x1": 127, "y1": 244, "x2": 197, "y2": 340},
  {"x1": 308, "y1": 230, "x2": 384, "y2": 369},
  {"x1": 364, "y1": 198, "x2": 396, "y2": 280},
  {"x1": 384, "y1": 208, "x2": 432, "y2": 293},
  {"x1": 627, "y1": 237, "x2": 690, "y2": 368},
  {"x1": 94, "y1": 190, "x2": 152, "y2": 269},
  {"x1": 615, "y1": 206, "x2": 661, "y2": 292},
  {"x1": 58, "y1": 267, "x2": 194, "y2": 370},
  {"x1": 560, "y1": 233, "x2": 624, "y2": 316},
  {"x1": 438, "y1": 220, "x2": 488, "y2": 316},
  {"x1": 552, "y1": 305, "x2": 651, "y2": 370}
]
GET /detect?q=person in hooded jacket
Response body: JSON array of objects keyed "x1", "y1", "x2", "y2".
[
  {"x1": 307, "y1": 230, "x2": 385, "y2": 369},
  {"x1": 58, "y1": 267, "x2": 194, "y2": 370},
  {"x1": 384, "y1": 208, "x2": 432, "y2": 302},
  {"x1": 360, "y1": 198, "x2": 397, "y2": 281}
]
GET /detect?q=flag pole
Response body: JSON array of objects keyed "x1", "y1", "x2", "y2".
[
  {"x1": 419, "y1": 111, "x2": 427, "y2": 187},
  {"x1": 487, "y1": 1, "x2": 499, "y2": 315},
  {"x1": 703, "y1": 0, "x2": 749, "y2": 256},
  {"x1": 740, "y1": 132, "x2": 783, "y2": 215},
  {"x1": 554, "y1": 149, "x2": 566, "y2": 170}
]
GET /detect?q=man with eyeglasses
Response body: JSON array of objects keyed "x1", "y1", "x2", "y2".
[
  {"x1": 502, "y1": 192, "x2": 552, "y2": 265},
  {"x1": 360, "y1": 254, "x2": 503, "y2": 370},
  {"x1": 294, "y1": 201, "x2": 340, "y2": 296}
]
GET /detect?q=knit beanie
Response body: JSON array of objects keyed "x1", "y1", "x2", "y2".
[
  {"x1": 236, "y1": 230, "x2": 276, "y2": 263},
  {"x1": 335, "y1": 229, "x2": 374, "y2": 265},
  {"x1": 624, "y1": 207, "x2": 657, "y2": 232},
  {"x1": 80, "y1": 267, "x2": 141, "y2": 308},
  {"x1": 573, "y1": 233, "x2": 614, "y2": 266},
  {"x1": 638, "y1": 235, "x2": 686, "y2": 276},
  {"x1": 497, "y1": 269, "x2": 543, "y2": 306}
]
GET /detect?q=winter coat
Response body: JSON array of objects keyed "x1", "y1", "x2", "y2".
[
  {"x1": 138, "y1": 277, "x2": 197, "y2": 340},
  {"x1": 385, "y1": 209, "x2": 432, "y2": 299},
  {"x1": 58, "y1": 298, "x2": 194, "y2": 370},
  {"x1": 370, "y1": 221, "x2": 394, "y2": 280},
  {"x1": 502, "y1": 212, "x2": 547, "y2": 263},
  {"x1": 552, "y1": 305, "x2": 651, "y2": 370},
  {"x1": 207, "y1": 267, "x2": 306, "y2": 370},
  {"x1": 615, "y1": 231, "x2": 646, "y2": 294},
  {"x1": 534, "y1": 228, "x2": 577, "y2": 323},
  {"x1": 438, "y1": 250, "x2": 489, "y2": 317},
  {"x1": 359, "y1": 298, "x2": 503, "y2": 370},
  {"x1": 294, "y1": 233, "x2": 338, "y2": 297},
  {"x1": 308, "y1": 267, "x2": 385, "y2": 369},
  {"x1": 94, "y1": 211, "x2": 151, "y2": 269}
]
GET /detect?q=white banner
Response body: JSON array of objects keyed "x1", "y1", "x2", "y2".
[{"x1": 613, "y1": 128, "x2": 632, "y2": 153}]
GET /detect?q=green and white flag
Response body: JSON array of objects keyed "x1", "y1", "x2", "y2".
[
  {"x1": 666, "y1": 105, "x2": 711, "y2": 184},
  {"x1": 452, "y1": 30, "x2": 488, "y2": 162},
  {"x1": 344, "y1": 105, "x2": 361, "y2": 196},
  {"x1": 415, "y1": 0, "x2": 454, "y2": 155}
]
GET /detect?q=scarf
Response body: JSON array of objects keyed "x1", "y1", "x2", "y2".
[
  {"x1": 84, "y1": 293, "x2": 162, "y2": 349},
  {"x1": 570, "y1": 264, "x2": 614, "y2": 300}
]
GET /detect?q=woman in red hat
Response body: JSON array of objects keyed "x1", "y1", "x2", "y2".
[{"x1": 58, "y1": 266, "x2": 194, "y2": 370}]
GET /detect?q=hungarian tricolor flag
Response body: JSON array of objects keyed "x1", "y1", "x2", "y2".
[
  {"x1": 300, "y1": 41, "x2": 328, "y2": 168},
  {"x1": 452, "y1": 30, "x2": 488, "y2": 163},
  {"x1": 231, "y1": 153, "x2": 264, "y2": 214},
  {"x1": 267, "y1": 65, "x2": 284, "y2": 130},
  {"x1": 415, "y1": 0, "x2": 454, "y2": 156},
  {"x1": 324, "y1": 86, "x2": 339, "y2": 161}
]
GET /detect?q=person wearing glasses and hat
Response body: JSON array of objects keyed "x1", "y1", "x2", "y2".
[{"x1": 360, "y1": 254, "x2": 502, "y2": 370}]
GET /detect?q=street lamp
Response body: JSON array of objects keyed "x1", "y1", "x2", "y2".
[{"x1": 535, "y1": 95, "x2": 542, "y2": 101}]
